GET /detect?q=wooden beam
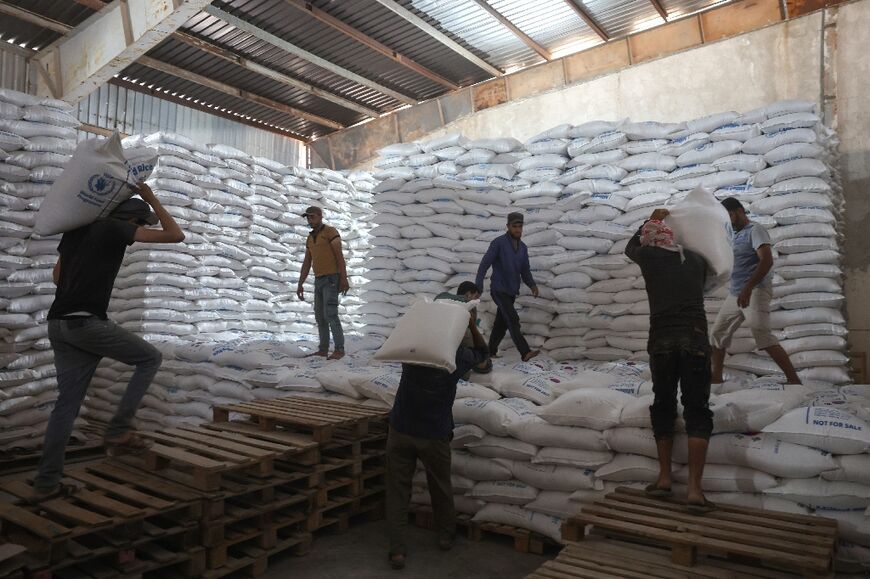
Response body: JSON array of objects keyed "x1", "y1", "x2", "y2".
[
  {"x1": 283, "y1": 0, "x2": 460, "y2": 91},
  {"x1": 563, "y1": 0, "x2": 610, "y2": 41},
  {"x1": 470, "y1": 0, "x2": 551, "y2": 61},
  {"x1": 33, "y1": 0, "x2": 214, "y2": 103},
  {"x1": 137, "y1": 55, "x2": 345, "y2": 130},
  {"x1": 0, "y1": 2, "x2": 70, "y2": 34},
  {"x1": 73, "y1": 0, "x2": 109, "y2": 10},
  {"x1": 204, "y1": 5, "x2": 418, "y2": 106},
  {"x1": 170, "y1": 31, "x2": 381, "y2": 118},
  {"x1": 79, "y1": 122, "x2": 127, "y2": 138},
  {"x1": 649, "y1": 0, "x2": 670, "y2": 21},
  {"x1": 109, "y1": 76, "x2": 309, "y2": 142},
  {"x1": 370, "y1": 0, "x2": 504, "y2": 77}
]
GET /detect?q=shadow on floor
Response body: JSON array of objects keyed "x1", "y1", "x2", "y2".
[{"x1": 262, "y1": 520, "x2": 554, "y2": 579}]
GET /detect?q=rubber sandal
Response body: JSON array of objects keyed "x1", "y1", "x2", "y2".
[
  {"x1": 686, "y1": 498, "x2": 716, "y2": 514},
  {"x1": 522, "y1": 350, "x2": 540, "y2": 362},
  {"x1": 104, "y1": 432, "x2": 151, "y2": 455},
  {"x1": 644, "y1": 483, "x2": 672, "y2": 497},
  {"x1": 26, "y1": 482, "x2": 77, "y2": 504},
  {"x1": 306, "y1": 351, "x2": 328, "y2": 358},
  {"x1": 388, "y1": 553, "x2": 405, "y2": 570}
]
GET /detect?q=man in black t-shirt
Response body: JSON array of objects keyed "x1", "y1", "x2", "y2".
[
  {"x1": 385, "y1": 315, "x2": 489, "y2": 569},
  {"x1": 33, "y1": 183, "x2": 184, "y2": 500},
  {"x1": 626, "y1": 208, "x2": 714, "y2": 513}
]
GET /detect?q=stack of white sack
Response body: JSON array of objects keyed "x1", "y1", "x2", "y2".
[
  {"x1": 0, "y1": 88, "x2": 87, "y2": 450},
  {"x1": 367, "y1": 101, "x2": 846, "y2": 383},
  {"x1": 383, "y1": 356, "x2": 869, "y2": 561}
]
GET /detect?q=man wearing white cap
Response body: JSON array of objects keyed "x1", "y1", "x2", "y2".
[{"x1": 33, "y1": 183, "x2": 184, "y2": 500}]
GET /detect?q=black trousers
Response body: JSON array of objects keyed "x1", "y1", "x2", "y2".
[
  {"x1": 489, "y1": 291, "x2": 530, "y2": 357},
  {"x1": 648, "y1": 329, "x2": 713, "y2": 440}
]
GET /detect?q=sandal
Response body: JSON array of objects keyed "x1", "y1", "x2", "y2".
[
  {"x1": 522, "y1": 350, "x2": 540, "y2": 362},
  {"x1": 306, "y1": 351, "x2": 328, "y2": 358},
  {"x1": 25, "y1": 482, "x2": 77, "y2": 504},
  {"x1": 644, "y1": 483, "x2": 672, "y2": 497},
  {"x1": 686, "y1": 498, "x2": 716, "y2": 514},
  {"x1": 104, "y1": 432, "x2": 151, "y2": 455},
  {"x1": 388, "y1": 553, "x2": 405, "y2": 570}
]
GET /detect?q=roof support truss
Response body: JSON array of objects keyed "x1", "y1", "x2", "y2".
[
  {"x1": 563, "y1": 0, "x2": 610, "y2": 41},
  {"x1": 649, "y1": 0, "x2": 670, "y2": 20},
  {"x1": 204, "y1": 5, "x2": 418, "y2": 106},
  {"x1": 283, "y1": 0, "x2": 460, "y2": 91},
  {"x1": 469, "y1": 0, "x2": 551, "y2": 61},
  {"x1": 370, "y1": 0, "x2": 503, "y2": 77}
]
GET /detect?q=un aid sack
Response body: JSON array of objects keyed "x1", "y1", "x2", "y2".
[
  {"x1": 373, "y1": 299, "x2": 475, "y2": 372},
  {"x1": 35, "y1": 131, "x2": 156, "y2": 235},
  {"x1": 664, "y1": 186, "x2": 733, "y2": 292},
  {"x1": 762, "y1": 406, "x2": 870, "y2": 454}
]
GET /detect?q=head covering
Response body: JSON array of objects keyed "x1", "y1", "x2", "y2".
[
  {"x1": 300, "y1": 206, "x2": 323, "y2": 218},
  {"x1": 720, "y1": 197, "x2": 745, "y2": 213},
  {"x1": 507, "y1": 212, "x2": 524, "y2": 225},
  {"x1": 640, "y1": 220, "x2": 679, "y2": 253},
  {"x1": 110, "y1": 198, "x2": 157, "y2": 225}
]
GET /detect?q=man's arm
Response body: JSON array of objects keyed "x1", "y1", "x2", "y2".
[
  {"x1": 737, "y1": 244, "x2": 773, "y2": 308},
  {"x1": 133, "y1": 183, "x2": 185, "y2": 243},
  {"x1": 297, "y1": 248, "x2": 312, "y2": 300},
  {"x1": 329, "y1": 235, "x2": 350, "y2": 295},
  {"x1": 455, "y1": 314, "x2": 490, "y2": 376},
  {"x1": 475, "y1": 240, "x2": 498, "y2": 293},
  {"x1": 52, "y1": 260, "x2": 60, "y2": 285},
  {"x1": 520, "y1": 249, "x2": 538, "y2": 297}
]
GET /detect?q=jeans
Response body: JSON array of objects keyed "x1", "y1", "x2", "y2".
[
  {"x1": 385, "y1": 427, "x2": 455, "y2": 556},
  {"x1": 489, "y1": 291, "x2": 530, "y2": 357},
  {"x1": 648, "y1": 329, "x2": 713, "y2": 440},
  {"x1": 314, "y1": 274, "x2": 344, "y2": 353},
  {"x1": 34, "y1": 318, "x2": 162, "y2": 490}
]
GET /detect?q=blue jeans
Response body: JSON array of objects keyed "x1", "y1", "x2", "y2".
[
  {"x1": 34, "y1": 318, "x2": 162, "y2": 490},
  {"x1": 314, "y1": 274, "x2": 344, "y2": 353}
]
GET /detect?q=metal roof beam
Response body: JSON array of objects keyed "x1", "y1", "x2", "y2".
[
  {"x1": 283, "y1": 0, "x2": 460, "y2": 91},
  {"x1": 0, "y1": 2, "x2": 70, "y2": 34},
  {"x1": 649, "y1": 0, "x2": 670, "y2": 21},
  {"x1": 109, "y1": 76, "x2": 308, "y2": 142},
  {"x1": 563, "y1": 0, "x2": 609, "y2": 41},
  {"x1": 171, "y1": 31, "x2": 380, "y2": 118},
  {"x1": 72, "y1": 0, "x2": 109, "y2": 11},
  {"x1": 32, "y1": 0, "x2": 214, "y2": 104},
  {"x1": 137, "y1": 55, "x2": 345, "y2": 130},
  {"x1": 469, "y1": 0, "x2": 551, "y2": 61},
  {"x1": 204, "y1": 5, "x2": 417, "y2": 106},
  {"x1": 370, "y1": 0, "x2": 503, "y2": 77}
]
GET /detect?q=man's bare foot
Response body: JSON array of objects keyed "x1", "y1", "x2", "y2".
[
  {"x1": 522, "y1": 350, "x2": 540, "y2": 362},
  {"x1": 328, "y1": 351, "x2": 345, "y2": 360}
]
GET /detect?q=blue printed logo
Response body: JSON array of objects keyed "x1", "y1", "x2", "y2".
[{"x1": 87, "y1": 173, "x2": 123, "y2": 197}]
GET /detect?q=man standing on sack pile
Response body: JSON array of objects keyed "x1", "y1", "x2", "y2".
[
  {"x1": 385, "y1": 312, "x2": 490, "y2": 570},
  {"x1": 626, "y1": 209, "x2": 715, "y2": 513},
  {"x1": 297, "y1": 206, "x2": 349, "y2": 360},
  {"x1": 710, "y1": 197, "x2": 801, "y2": 385},
  {"x1": 33, "y1": 184, "x2": 184, "y2": 500},
  {"x1": 475, "y1": 212, "x2": 540, "y2": 362}
]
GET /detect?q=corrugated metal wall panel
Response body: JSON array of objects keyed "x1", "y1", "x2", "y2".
[
  {"x1": 76, "y1": 83, "x2": 305, "y2": 166},
  {"x1": 0, "y1": 46, "x2": 31, "y2": 93}
]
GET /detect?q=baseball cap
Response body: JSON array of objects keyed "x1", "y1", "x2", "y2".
[
  {"x1": 507, "y1": 212, "x2": 524, "y2": 225},
  {"x1": 300, "y1": 206, "x2": 323, "y2": 218},
  {"x1": 110, "y1": 198, "x2": 158, "y2": 225},
  {"x1": 720, "y1": 197, "x2": 745, "y2": 212}
]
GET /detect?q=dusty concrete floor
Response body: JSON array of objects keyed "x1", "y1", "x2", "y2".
[{"x1": 262, "y1": 520, "x2": 553, "y2": 579}]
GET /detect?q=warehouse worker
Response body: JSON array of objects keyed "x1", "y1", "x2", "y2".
[
  {"x1": 297, "y1": 206, "x2": 349, "y2": 360},
  {"x1": 626, "y1": 209, "x2": 714, "y2": 513},
  {"x1": 386, "y1": 315, "x2": 489, "y2": 570},
  {"x1": 435, "y1": 281, "x2": 493, "y2": 375},
  {"x1": 710, "y1": 198, "x2": 801, "y2": 384},
  {"x1": 33, "y1": 184, "x2": 184, "y2": 500},
  {"x1": 475, "y1": 212, "x2": 540, "y2": 362}
]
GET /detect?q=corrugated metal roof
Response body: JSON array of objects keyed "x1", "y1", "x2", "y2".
[{"x1": 0, "y1": 0, "x2": 743, "y2": 140}]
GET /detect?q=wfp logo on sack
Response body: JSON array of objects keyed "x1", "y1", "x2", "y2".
[{"x1": 87, "y1": 173, "x2": 123, "y2": 197}]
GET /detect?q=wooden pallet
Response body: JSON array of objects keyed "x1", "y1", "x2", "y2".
[
  {"x1": 0, "y1": 543, "x2": 26, "y2": 578},
  {"x1": 527, "y1": 537, "x2": 813, "y2": 579},
  {"x1": 112, "y1": 425, "x2": 285, "y2": 491},
  {"x1": 562, "y1": 486, "x2": 838, "y2": 578},
  {"x1": 0, "y1": 440, "x2": 104, "y2": 476},
  {"x1": 213, "y1": 397, "x2": 389, "y2": 443},
  {"x1": 198, "y1": 422, "x2": 320, "y2": 465}
]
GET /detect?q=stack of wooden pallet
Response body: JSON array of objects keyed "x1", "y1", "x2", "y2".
[
  {"x1": 533, "y1": 486, "x2": 839, "y2": 578},
  {"x1": 212, "y1": 397, "x2": 389, "y2": 535}
]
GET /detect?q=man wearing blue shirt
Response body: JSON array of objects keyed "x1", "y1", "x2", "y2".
[
  {"x1": 475, "y1": 212, "x2": 540, "y2": 362},
  {"x1": 710, "y1": 198, "x2": 801, "y2": 384},
  {"x1": 385, "y1": 315, "x2": 489, "y2": 570}
]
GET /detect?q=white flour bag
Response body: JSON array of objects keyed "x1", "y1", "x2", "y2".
[
  {"x1": 665, "y1": 186, "x2": 734, "y2": 292},
  {"x1": 35, "y1": 131, "x2": 156, "y2": 235}
]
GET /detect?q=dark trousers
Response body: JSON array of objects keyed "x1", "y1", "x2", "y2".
[
  {"x1": 386, "y1": 426, "x2": 455, "y2": 556},
  {"x1": 648, "y1": 330, "x2": 713, "y2": 440},
  {"x1": 489, "y1": 291, "x2": 530, "y2": 357}
]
